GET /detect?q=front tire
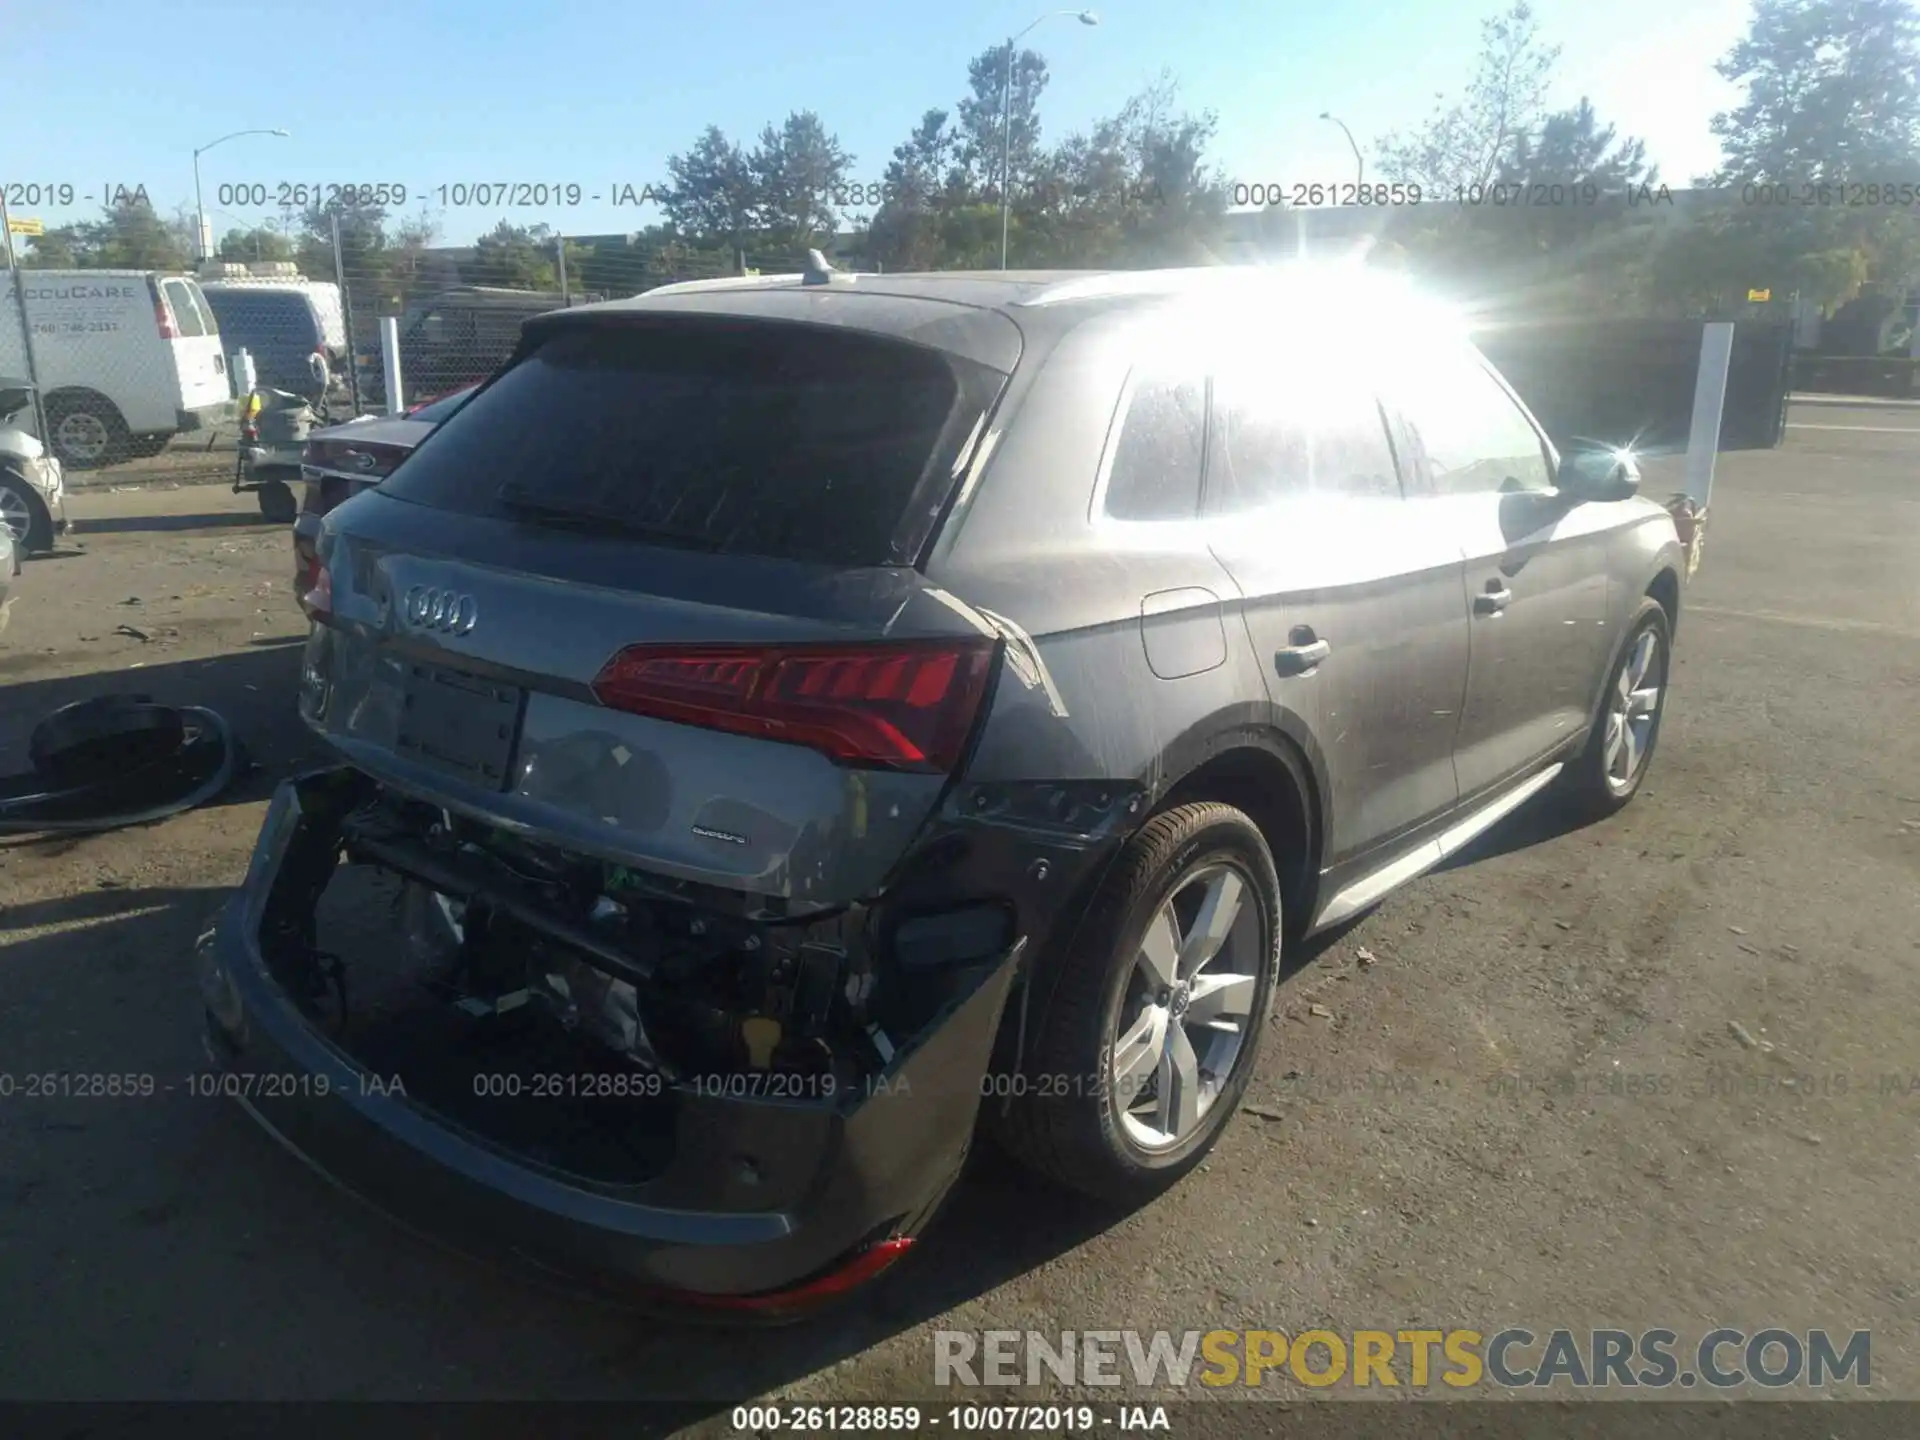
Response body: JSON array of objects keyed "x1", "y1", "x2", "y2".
[
  {"x1": 991, "y1": 802, "x2": 1281, "y2": 1205},
  {"x1": 1562, "y1": 597, "x2": 1672, "y2": 819}
]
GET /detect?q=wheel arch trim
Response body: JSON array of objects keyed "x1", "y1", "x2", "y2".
[{"x1": 1138, "y1": 701, "x2": 1331, "y2": 929}]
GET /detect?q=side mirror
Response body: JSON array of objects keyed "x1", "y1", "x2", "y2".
[{"x1": 1557, "y1": 448, "x2": 1641, "y2": 502}]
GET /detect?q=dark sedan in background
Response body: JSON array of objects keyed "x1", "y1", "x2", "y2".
[{"x1": 293, "y1": 387, "x2": 475, "y2": 599}]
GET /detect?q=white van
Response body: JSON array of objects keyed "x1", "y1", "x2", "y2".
[
  {"x1": 197, "y1": 263, "x2": 347, "y2": 354},
  {"x1": 0, "y1": 270, "x2": 235, "y2": 468}
]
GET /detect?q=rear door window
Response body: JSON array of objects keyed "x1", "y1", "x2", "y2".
[
  {"x1": 161, "y1": 279, "x2": 210, "y2": 337},
  {"x1": 379, "y1": 320, "x2": 1005, "y2": 568},
  {"x1": 1205, "y1": 356, "x2": 1402, "y2": 513},
  {"x1": 1103, "y1": 372, "x2": 1207, "y2": 521}
]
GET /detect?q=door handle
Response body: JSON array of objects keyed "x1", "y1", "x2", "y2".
[
  {"x1": 1474, "y1": 586, "x2": 1513, "y2": 616},
  {"x1": 1274, "y1": 637, "x2": 1331, "y2": 676}
]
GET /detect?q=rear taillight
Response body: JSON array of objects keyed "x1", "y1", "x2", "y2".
[
  {"x1": 591, "y1": 638, "x2": 997, "y2": 773},
  {"x1": 299, "y1": 561, "x2": 332, "y2": 621},
  {"x1": 149, "y1": 282, "x2": 179, "y2": 340}
]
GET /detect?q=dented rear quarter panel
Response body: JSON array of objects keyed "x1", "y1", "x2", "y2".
[{"x1": 925, "y1": 306, "x2": 1296, "y2": 807}]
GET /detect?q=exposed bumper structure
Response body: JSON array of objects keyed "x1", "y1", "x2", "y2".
[{"x1": 196, "y1": 770, "x2": 1024, "y2": 1306}]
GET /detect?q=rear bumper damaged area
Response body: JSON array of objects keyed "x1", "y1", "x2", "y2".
[{"x1": 196, "y1": 766, "x2": 1022, "y2": 1308}]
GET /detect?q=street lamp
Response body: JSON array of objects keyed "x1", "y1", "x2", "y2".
[
  {"x1": 1319, "y1": 111, "x2": 1363, "y2": 187},
  {"x1": 193, "y1": 128, "x2": 290, "y2": 261},
  {"x1": 1000, "y1": 9, "x2": 1099, "y2": 270}
]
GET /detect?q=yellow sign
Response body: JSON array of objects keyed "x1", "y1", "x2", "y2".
[
  {"x1": 1747, "y1": 287, "x2": 1771, "y2": 302},
  {"x1": 6, "y1": 217, "x2": 44, "y2": 237}
]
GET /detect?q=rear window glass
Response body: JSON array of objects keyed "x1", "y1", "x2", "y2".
[
  {"x1": 380, "y1": 321, "x2": 1001, "y2": 567},
  {"x1": 205, "y1": 290, "x2": 317, "y2": 341},
  {"x1": 162, "y1": 279, "x2": 211, "y2": 337}
]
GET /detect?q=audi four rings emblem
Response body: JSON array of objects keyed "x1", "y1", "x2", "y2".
[{"x1": 404, "y1": 585, "x2": 478, "y2": 635}]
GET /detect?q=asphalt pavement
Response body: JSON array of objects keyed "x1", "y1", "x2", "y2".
[{"x1": 0, "y1": 404, "x2": 1915, "y2": 1420}]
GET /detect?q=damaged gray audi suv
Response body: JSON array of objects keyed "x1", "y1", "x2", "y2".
[{"x1": 196, "y1": 261, "x2": 1689, "y2": 1314}]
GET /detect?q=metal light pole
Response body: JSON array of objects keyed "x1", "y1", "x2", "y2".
[
  {"x1": 1000, "y1": 9, "x2": 1100, "y2": 270},
  {"x1": 1319, "y1": 111, "x2": 1363, "y2": 187},
  {"x1": 193, "y1": 128, "x2": 290, "y2": 261}
]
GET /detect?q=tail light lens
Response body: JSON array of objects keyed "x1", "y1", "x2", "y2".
[
  {"x1": 149, "y1": 281, "x2": 179, "y2": 340},
  {"x1": 299, "y1": 561, "x2": 332, "y2": 622},
  {"x1": 591, "y1": 638, "x2": 997, "y2": 773}
]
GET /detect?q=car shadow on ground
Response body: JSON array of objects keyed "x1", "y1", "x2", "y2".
[
  {"x1": 73, "y1": 512, "x2": 279, "y2": 536},
  {"x1": 1434, "y1": 788, "x2": 1602, "y2": 873},
  {"x1": 0, "y1": 639, "x2": 324, "y2": 828}
]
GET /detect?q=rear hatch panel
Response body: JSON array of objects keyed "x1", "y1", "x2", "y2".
[{"x1": 301, "y1": 309, "x2": 1016, "y2": 909}]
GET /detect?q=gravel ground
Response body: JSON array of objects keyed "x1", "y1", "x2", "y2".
[{"x1": 0, "y1": 405, "x2": 1916, "y2": 1424}]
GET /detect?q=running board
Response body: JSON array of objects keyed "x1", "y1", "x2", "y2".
[{"x1": 1309, "y1": 763, "x2": 1564, "y2": 932}]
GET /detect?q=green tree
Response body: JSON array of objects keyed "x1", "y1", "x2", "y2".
[
  {"x1": 1391, "y1": 95, "x2": 1661, "y2": 314},
  {"x1": 575, "y1": 225, "x2": 698, "y2": 295},
  {"x1": 1710, "y1": 0, "x2": 1920, "y2": 182},
  {"x1": 462, "y1": 219, "x2": 560, "y2": 289},
  {"x1": 23, "y1": 196, "x2": 192, "y2": 270},
  {"x1": 1022, "y1": 76, "x2": 1229, "y2": 267},
  {"x1": 21, "y1": 230, "x2": 79, "y2": 267},
  {"x1": 745, "y1": 110, "x2": 853, "y2": 254},
  {"x1": 1376, "y1": 3, "x2": 1560, "y2": 195},
  {"x1": 1648, "y1": 0, "x2": 1920, "y2": 322},
  {"x1": 953, "y1": 44, "x2": 1052, "y2": 200},
  {"x1": 662, "y1": 126, "x2": 757, "y2": 251},
  {"x1": 216, "y1": 225, "x2": 296, "y2": 263},
  {"x1": 865, "y1": 109, "x2": 964, "y2": 271}
]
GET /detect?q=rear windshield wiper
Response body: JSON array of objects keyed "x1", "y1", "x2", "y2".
[{"x1": 495, "y1": 486, "x2": 724, "y2": 552}]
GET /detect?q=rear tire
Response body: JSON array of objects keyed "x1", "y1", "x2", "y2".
[
  {"x1": 257, "y1": 480, "x2": 298, "y2": 524},
  {"x1": 1560, "y1": 597, "x2": 1672, "y2": 820},
  {"x1": 46, "y1": 391, "x2": 130, "y2": 469},
  {"x1": 990, "y1": 802, "x2": 1281, "y2": 1205}
]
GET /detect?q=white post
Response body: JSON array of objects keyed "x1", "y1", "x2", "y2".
[
  {"x1": 380, "y1": 315, "x2": 405, "y2": 416},
  {"x1": 1684, "y1": 322, "x2": 1735, "y2": 510},
  {"x1": 232, "y1": 347, "x2": 257, "y2": 399}
]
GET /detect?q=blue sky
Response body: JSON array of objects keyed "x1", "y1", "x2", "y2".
[{"x1": 9, "y1": 0, "x2": 1753, "y2": 248}]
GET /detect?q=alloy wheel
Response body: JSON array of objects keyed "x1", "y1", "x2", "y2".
[
  {"x1": 0, "y1": 485, "x2": 31, "y2": 545},
  {"x1": 1604, "y1": 627, "x2": 1664, "y2": 795},
  {"x1": 1110, "y1": 862, "x2": 1262, "y2": 1150}
]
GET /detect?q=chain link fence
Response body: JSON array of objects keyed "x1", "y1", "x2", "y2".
[{"x1": 1, "y1": 219, "x2": 813, "y2": 496}]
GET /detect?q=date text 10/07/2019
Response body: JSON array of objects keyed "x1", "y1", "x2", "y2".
[
  {"x1": 209, "y1": 182, "x2": 674, "y2": 211},
  {"x1": 729, "y1": 1404, "x2": 1172, "y2": 1433}
]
